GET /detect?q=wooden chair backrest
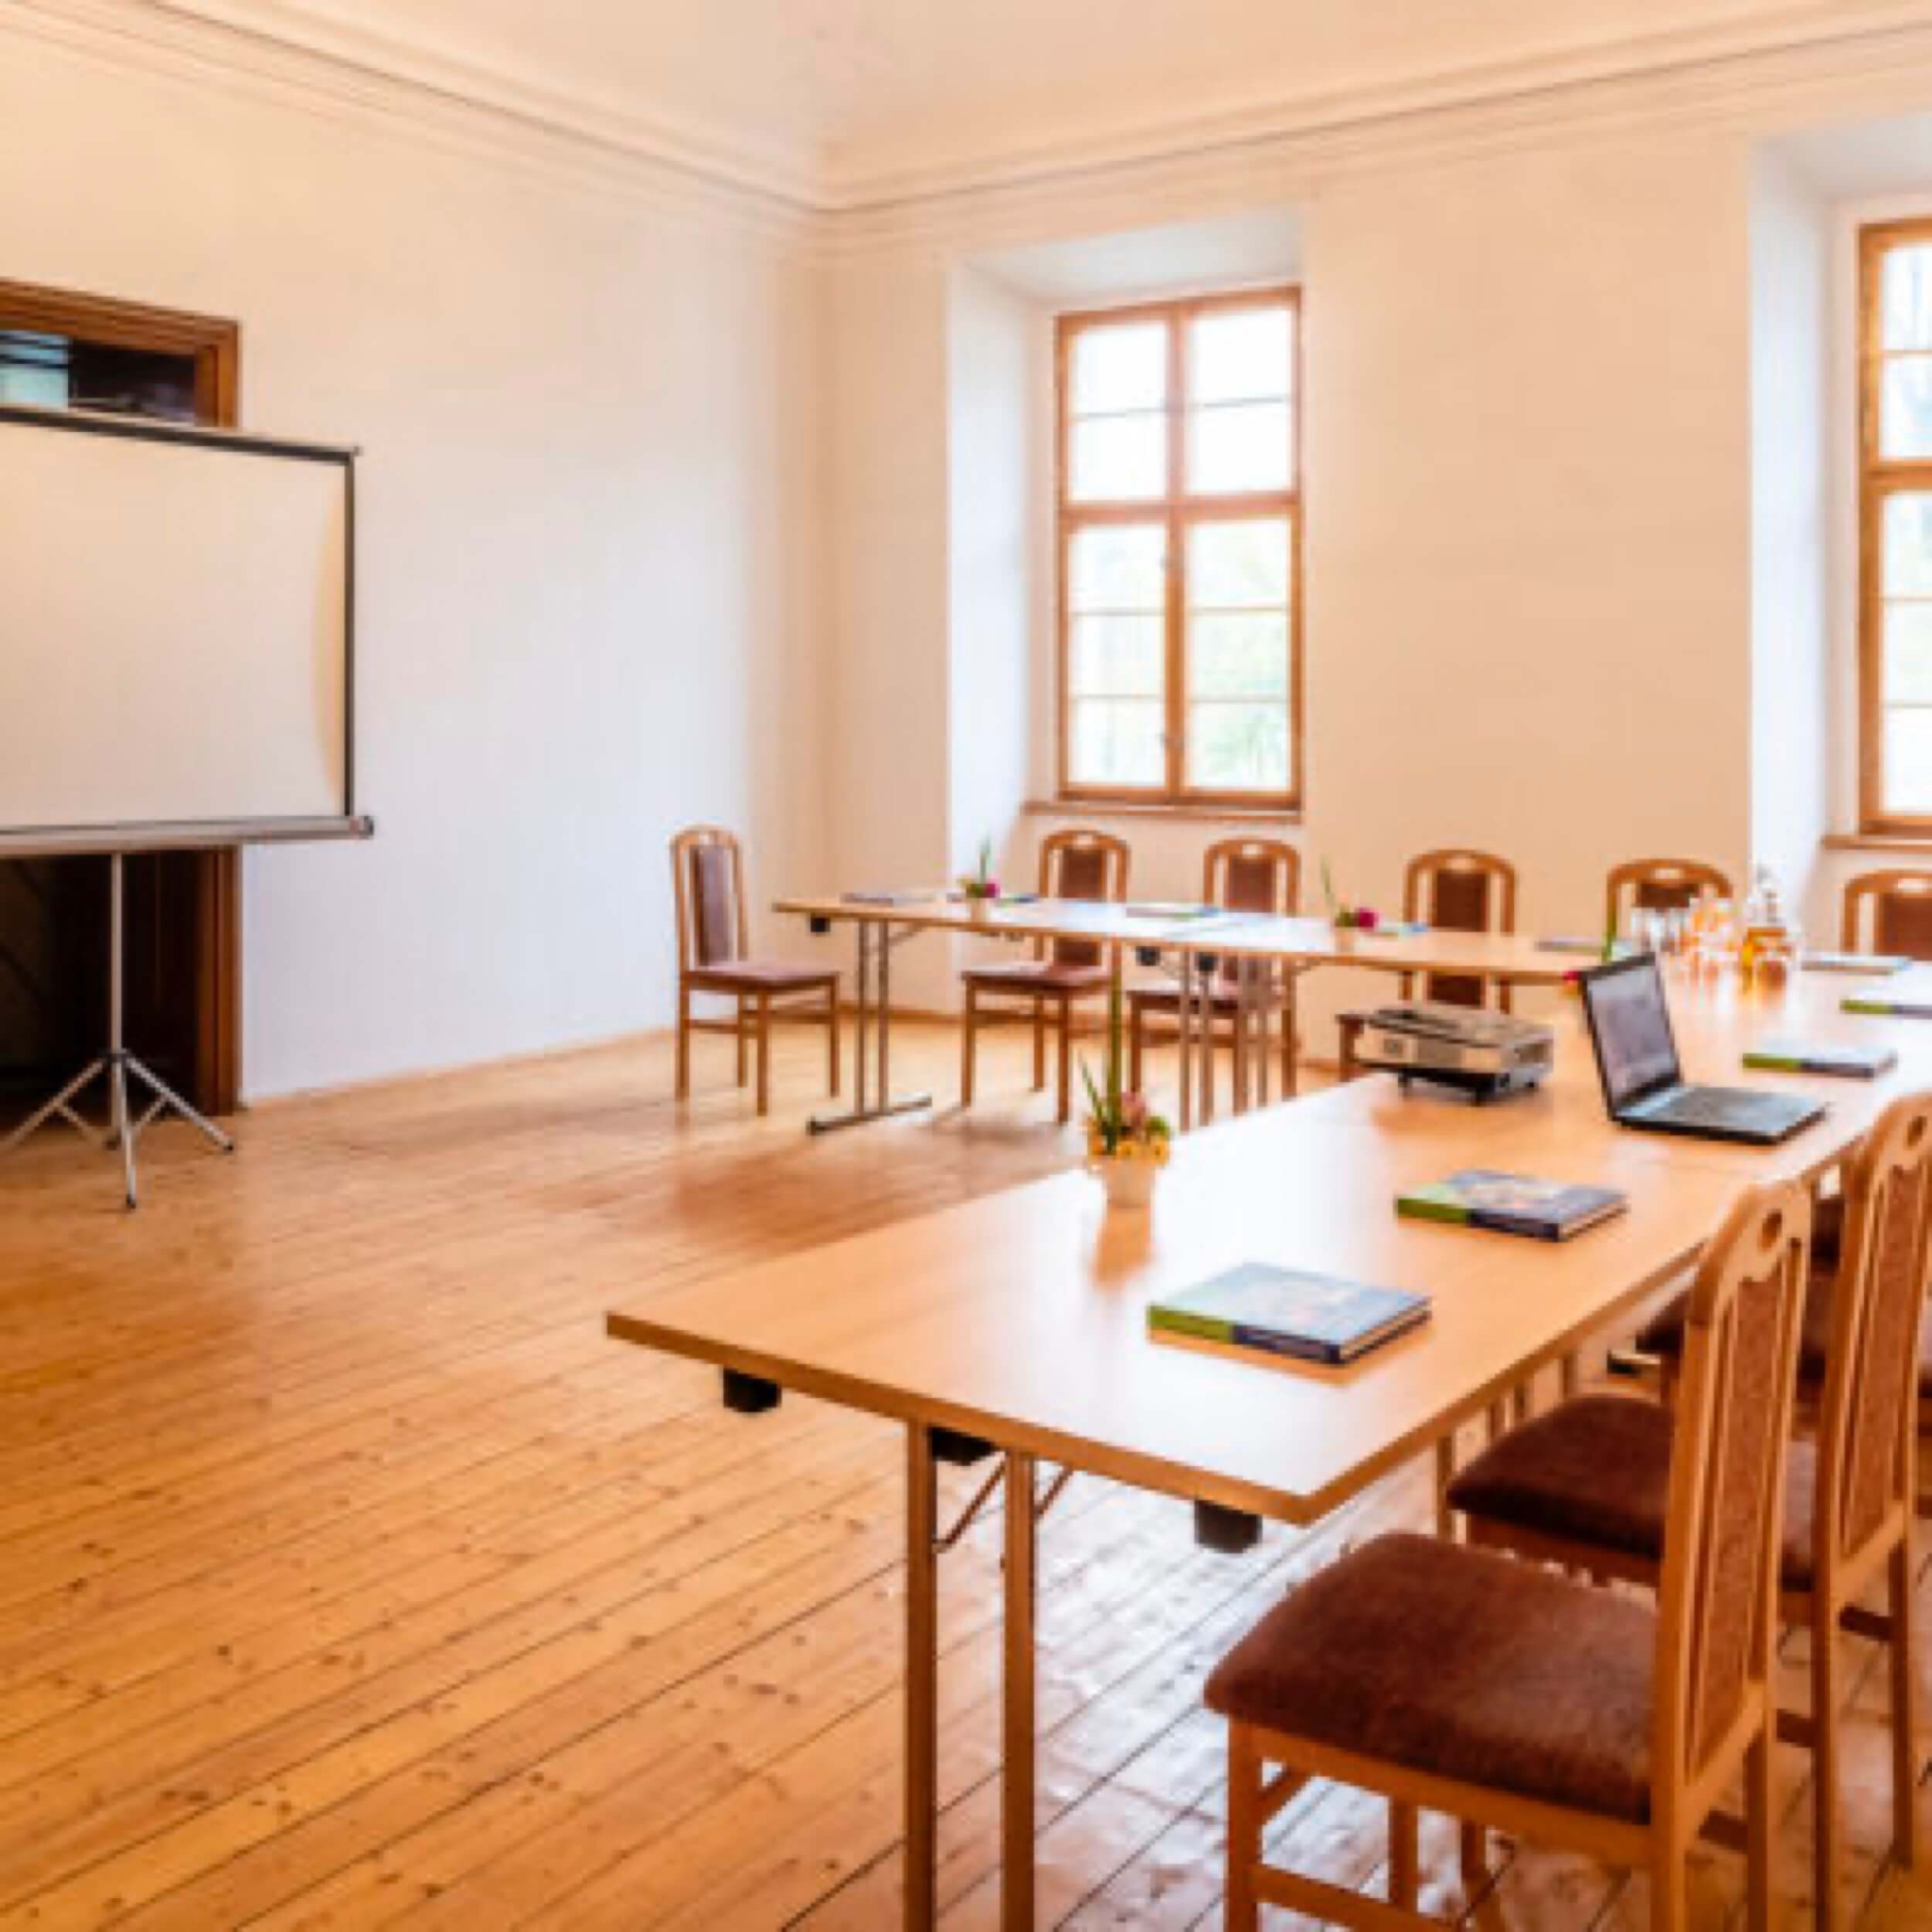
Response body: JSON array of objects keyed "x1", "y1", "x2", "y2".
[
  {"x1": 1654, "y1": 1181, "x2": 1810, "y2": 1815},
  {"x1": 1842, "y1": 869, "x2": 1932, "y2": 960},
  {"x1": 1812, "y1": 1092, "x2": 1932, "y2": 1576},
  {"x1": 1203, "y1": 838, "x2": 1300, "y2": 989},
  {"x1": 672, "y1": 825, "x2": 747, "y2": 975},
  {"x1": 1039, "y1": 828, "x2": 1131, "y2": 968},
  {"x1": 1606, "y1": 858, "x2": 1733, "y2": 934},
  {"x1": 1403, "y1": 848, "x2": 1516, "y2": 1009},
  {"x1": 1203, "y1": 837, "x2": 1300, "y2": 919}
]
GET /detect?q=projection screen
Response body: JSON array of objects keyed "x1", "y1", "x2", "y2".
[{"x1": 0, "y1": 406, "x2": 357, "y2": 853}]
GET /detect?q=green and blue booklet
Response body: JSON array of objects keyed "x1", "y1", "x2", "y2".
[
  {"x1": 1396, "y1": 1168, "x2": 1628, "y2": 1242},
  {"x1": 1844, "y1": 988, "x2": 1932, "y2": 1018},
  {"x1": 1148, "y1": 1264, "x2": 1429, "y2": 1367},
  {"x1": 1743, "y1": 1037, "x2": 1897, "y2": 1078}
]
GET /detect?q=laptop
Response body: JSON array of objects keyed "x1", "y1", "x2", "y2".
[{"x1": 1578, "y1": 954, "x2": 1825, "y2": 1145}]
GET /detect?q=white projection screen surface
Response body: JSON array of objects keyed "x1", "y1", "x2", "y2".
[{"x1": 0, "y1": 408, "x2": 353, "y2": 842}]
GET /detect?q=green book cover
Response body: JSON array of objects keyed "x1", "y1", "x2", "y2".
[
  {"x1": 1396, "y1": 1169, "x2": 1627, "y2": 1242},
  {"x1": 1744, "y1": 1037, "x2": 1897, "y2": 1077},
  {"x1": 1148, "y1": 1263, "x2": 1428, "y2": 1366}
]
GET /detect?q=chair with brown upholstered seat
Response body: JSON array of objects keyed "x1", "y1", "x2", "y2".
[
  {"x1": 1448, "y1": 1094, "x2": 1932, "y2": 1932},
  {"x1": 958, "y1": 828, "x2": 1129, "y2": 1124},
  {"x1": 1209, "y1": 1179, "x2": 1808, "y2": 1932},
  {"x1": 1126, "y1": 837, "x2": 1299, "y2": 1106},
  {"x1": 1844, "y1": 868, "x2": 1932, "y2": 960},
  {"x1": 1605, "y1": 856, "x2": 1733, "y2": 934},
  {"x1": 1400, "y1": 848, "x2": 1517, "y2": 1010},
  {"x1": 672, "y1": 825, "x2": 839, "y2": 1117}
]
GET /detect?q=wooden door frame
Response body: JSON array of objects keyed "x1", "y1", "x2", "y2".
[{"x1": 0, "y1": 277, "x2": 244, "y2": 1112}]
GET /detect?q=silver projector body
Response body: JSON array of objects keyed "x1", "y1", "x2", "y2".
[{"x1": 1352, "y1": 1002, "x2": 1556, "y2": 1097}]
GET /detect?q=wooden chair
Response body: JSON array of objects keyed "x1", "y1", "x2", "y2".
[
  {"x1": 1127, "y1": 838, "x2": 1299, "y2": 1103},
  {"x1": 671, "y1": 825, "x2": 839, "y2": 1117},
  {"x1": 1449, "y1": 1096, "x2": 1932, "y2": 1931},
  {"x1": 1208, "y1": 1180, "x2": 1808, "y2": 1932},
  {"x1": 1605, "y1": 857, "x2": 1733, "y2": 934},
  {"x1": 1844, "y1": 868, "x2": 1932, "y2": 959},
  {"x1": 959, "y1": 828, "x2": 1129, "y2": 1124},
  {"x1": 1400, "y1": 848, "x2": 1517, "y2": 1011}
]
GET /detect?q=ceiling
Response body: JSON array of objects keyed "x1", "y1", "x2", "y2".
[{"x1": 144, "y1": 0, "x2": 1921, "y2": 203}]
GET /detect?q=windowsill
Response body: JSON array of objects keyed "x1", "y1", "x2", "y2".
[
  {"x1": 1026, "y1": 798, "x2": 1302, "y2": 825},
  {"x1": 1823, "y1": 831, "x2": 1932, "y2": 853}
]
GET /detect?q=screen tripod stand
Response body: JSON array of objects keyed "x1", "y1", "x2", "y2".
[{"x1": 1, "y1": 852, "x2": 233, "y2": 1207}]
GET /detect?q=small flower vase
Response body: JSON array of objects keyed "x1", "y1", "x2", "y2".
[
  {"x1": 968, "y1": 894, "x2": 992, "y2": 921},
  {"x1": 1094, "y1": 1155, "x2": 1158, "y2": 1209}
]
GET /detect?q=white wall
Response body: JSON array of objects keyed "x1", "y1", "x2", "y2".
[
  {"x1": 0, "y1": 26, "x2": 829, "y2": 1098},
  {"x1": 1749, "y1": 149, "x2": 1832, "y2": 927},
  {"x1": 946, "y1": 266, "x2": 1036, "y2": 883},
  {"x1": 828, "y1": 128, "x2": 1762, "y2": 1050}
]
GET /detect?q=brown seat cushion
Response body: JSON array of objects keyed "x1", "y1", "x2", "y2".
[
  {"x1": 1128, "y1": 985, "x2": 1283, "y2": 1015},
  {"x1": 1446, "y1": 1396, "x2": 1819, "y2": 1590},
  {"x1": 687, "y1": 961, "x2": 838, "y2": 993},
  {"x1": 1203, "y1": 1532, "x2": 1656, "y2": 1822},
  {"x1": 960, "y1": 960, "x2": 1111, "y2": 995}
]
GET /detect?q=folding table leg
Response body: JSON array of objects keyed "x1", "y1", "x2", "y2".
[
  {"x1": 905, "y1": 1422, "x2": 939, "y2": 1932},
  {"x1": 1002, "y1": 1451, "x2": 1039, "y2": 1932}
]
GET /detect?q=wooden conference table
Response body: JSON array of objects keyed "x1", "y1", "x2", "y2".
[
  {"x1": 778, "y1": 892, "x2": 1574, "y2": 1134},
  {"x1": 607, "y1": 967, "x2": 1932, "y2": 1931}
]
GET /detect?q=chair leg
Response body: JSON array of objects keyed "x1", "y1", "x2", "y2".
[
  {"x1": 1224, "y1": 1726, "x2": 1262, "y2": 1932},
  {"x1": 1056, "y1": 1000, "x2": 1073, "y2": 1124},
  {"x1": 1650, "y1": 1845, "x2": 1689, "y2": 1932},
  {"x1": 961, "y1": 988, "x2": 977, "y2": 1107},
  {"x1": 1815, "y1": 1611, "x2": 1845, "y2": 1932},
  {"x1": 1890, "y1": 1538, "x2": 1920, "y2": 1873},
  {"x1": 1128, "y1": 1000, "x2": 1144, "y2": 1094},
  {"x1": 1281, "y1": 988, "x2": 1296, "y2": 1097},
  {"x1": 735, "y1": 997, "x2": 749, "y2": 1087},
  {"x1": 1389, "y1": 1800, "x2": 1419, "y2": 1908},
  {"x1": 755, "y1": 995, "x2": 771, "y2": 1117},
  {"x1": 1747, "y1": 1724, "x2": 1777, "y2": 1932},
  {"x1": 1435, "y1": 1436, "x2": 1457, "y2": 1540},
  {"x1": 1459, "y1": 1822, "x2": 1486, "y2": 1899},
  {"x1": 1032, "y1": 999, "x2": 1046, "y2": 1090},
  {"x1": 827, "y1": 990, "x2": 841, "y2": 1098},
  {"x1": 675, "y1": 985, "x2": 691, "y2": 1099}
]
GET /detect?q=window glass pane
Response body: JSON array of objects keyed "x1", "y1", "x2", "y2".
[
  {"x1": 1070, "y1": 411, "x2": 1167, "y2": 502},
  {"x1": 1070, "y1": 614, "x2": 1163, "y2": 697},
  {"x1": 1188, "y1": 701, "x2": 1290, "y2": 793},
  {"x1": 1068, "y1": 523, "x2": 1165, "y2": 612},
  {"x1": 1883, "y1": 244, "x2": 1932, "y2": 352},
  {"x1": 1070, "y1": 321, "x2": 1167, "y2": 415},
  {"x1": 1189, "y1": 613, "x2": 1289, "y2": 699},
  {"x1": 1189, "y1": 306, "x2": 1291, "y2": 405},
  {"x1": 1885, "y1": 604, "x2": 1932, "y2": 706},
  {"x1": 1883, "y1": 707, "x2": 1932, "y2": 815},
  {"x1": 1188, "y1": 518, "x2": 1291, "y2": 607},
  {"x1": 1882, "y1": 356, "x2": 1932, "y2": 459},
  {"x1": 1189, "y1": 401, "x2": 1291, "y2": 495},
  {"x1": 1071, "y1": 698, "x2": 1165, "y2": 787},
  {"x1": 1883, "y1": 493, "x2": 1932, "y2": 599}
]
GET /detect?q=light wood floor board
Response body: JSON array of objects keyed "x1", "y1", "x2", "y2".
[{"x1": 0, "y1": 1022, "x2": 1924, "y2": 1928}]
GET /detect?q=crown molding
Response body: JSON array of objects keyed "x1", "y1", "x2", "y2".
[
  {"x1": 9, "y1": 0, "x2": 1932, "y2": 238},
  {"x1": 3, "y1": 0, "x2": 827, "y2": 219}
]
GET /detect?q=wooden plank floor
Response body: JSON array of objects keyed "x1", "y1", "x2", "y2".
[{"x1": 0, "y1": 1020, "x2": 1927, "y2": 1930}]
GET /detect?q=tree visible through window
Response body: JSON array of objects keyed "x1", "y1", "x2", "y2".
[
  {"x1": 1862, "y1": 222, "x2": 1932, "y2": 830},
  {"x1": 1056, "y1": 289, "x2": 1300, "y2": 807}
]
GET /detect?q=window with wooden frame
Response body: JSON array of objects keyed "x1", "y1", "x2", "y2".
[
  {"x1": 1056, "y1": 288, "x2": 1301, "y2": 808},
  {"x1": 1861, "y1": 220, "x2": 1932, "y2": 832}
]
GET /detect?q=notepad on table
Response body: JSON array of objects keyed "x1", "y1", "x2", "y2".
[
  {"x1": 1148, "y1": 1264, "x2": 1430, "y2": 1367},
  {"x1": 1396, "y1": 1168, "x2": 1628, "y2": 1242},
  {"x1": 1126, "y1": 901, "x2": 1217, "y2": 921},
  {"x1": 841, "y1": 888, "x2": 943, "y2": 906},
  {"x1": 1844, "y1": 988, "x2": 1932, "y2": 1018},
  {"x1": 1744, "y1": 1038, "x2": 1899, "y2": 1077},
  {"x1": 1803, "y1": 951, "x2": 1912, "y2": 976}
]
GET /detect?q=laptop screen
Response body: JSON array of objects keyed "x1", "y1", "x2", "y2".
[{"x1": 1581, "y1": 955, "x2": 1681, "y2": 1110}]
